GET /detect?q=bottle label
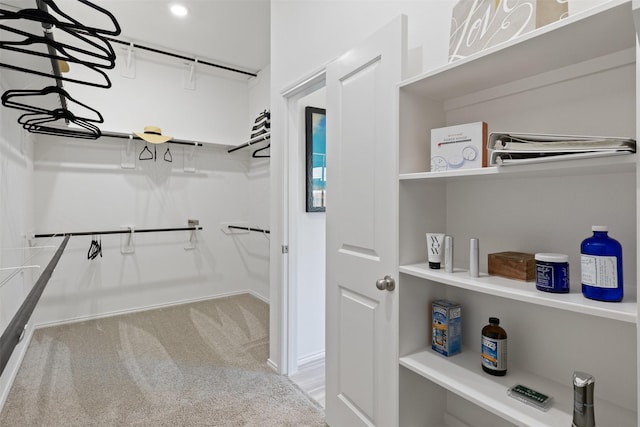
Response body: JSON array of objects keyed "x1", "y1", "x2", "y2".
[
  {"x1": 581, "y1": 255, "x2": 618, "y2": 288},
  {"x1": 536, "y1": 261, "x2": 569, "y2": 292},
  {"x1": 481, "y1": 336, "x2": 507, "y2": 371},
  {"x1": 536, "y1": 263, "x2": 555, "y2": 289}
]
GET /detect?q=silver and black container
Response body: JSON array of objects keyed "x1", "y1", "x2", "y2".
[{"x1": 572, "y1": 371, "x2": 595, "y2": 427}]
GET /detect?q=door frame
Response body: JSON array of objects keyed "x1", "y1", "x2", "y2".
[{"x1": 278, "y1": 67, "x2": 327, "y2": 375}]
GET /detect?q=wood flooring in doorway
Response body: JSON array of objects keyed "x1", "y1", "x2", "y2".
[{"x1": 290, "y1": 357, "x2": 326, "y2": 408}]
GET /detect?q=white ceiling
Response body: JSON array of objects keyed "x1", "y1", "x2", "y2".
[{"x1": 3, "y1": 0, "x2": 271, "y2": 75}]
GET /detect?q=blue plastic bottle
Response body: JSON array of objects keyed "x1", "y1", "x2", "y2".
[{"x1": 580, "y1": 225, "x2": 623, "y2": 302}]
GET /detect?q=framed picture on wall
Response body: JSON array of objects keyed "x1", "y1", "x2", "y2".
[{"x1": 305, "y1": 106, "x2": 326, "y2": 212}]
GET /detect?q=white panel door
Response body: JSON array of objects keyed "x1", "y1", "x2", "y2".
[{"x1": 325, "y1": 16, "x2": 406, "y2": 427}]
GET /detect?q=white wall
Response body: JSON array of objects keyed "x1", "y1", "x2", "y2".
[
  {"x1": 26, "y1": 50, "x2": 271, "y2": 325},
  {"x1": 63, "y1": 46, "x2": 249, "y2": 145},
  {"x1": 269, "y1": 0, "x2": 457, "y2": 373},
  {"x1": 0, "y1": 76, "x2": 37, "y2": 408},
  {"x1": 246, "y1": 65, "x2": 271, "y2": 299},
  {"x1": 271, "y1": 1, "x2": 456, "y2": 89},
  {"x1": 295, "y1": 88, "x2": 326, "y2": 365},
  {"x1": 31, "y1": 137, "x2": 254, "y2": 323}
]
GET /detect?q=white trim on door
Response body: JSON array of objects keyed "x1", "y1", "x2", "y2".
[{"x1": 276, "y1": 66, "x2": 327, "y2": 376}]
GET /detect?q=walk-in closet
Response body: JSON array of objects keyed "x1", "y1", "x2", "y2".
[
  {"x1": 3, "y1": 0, "x2": 640, "y2": 426},
  {"x1": 0, "y1": 0, "x2": 323, "y2": 424}
]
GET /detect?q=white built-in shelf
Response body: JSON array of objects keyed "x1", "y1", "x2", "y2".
[
  {"x1": 399, "y1": 263, "x2": 637, "y2": 324},
  {"x1": 399, "y1": 153, "x2": 636, "y2": 182},
  {"x1": 399, "y1": 0, "x2": 634, "y2": 100},
  {"x1": 397, "y1": 1, "x2": 639, "y2": 424},
  {"x1": 399, "y1": 349, "x2": 636, "y2": 427}
]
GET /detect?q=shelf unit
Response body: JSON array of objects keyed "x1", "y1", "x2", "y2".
[
  {"x1": 400, "y1": 264, "x2": 637, "y2": 324},
  {"x1": 399, "y1": 350, "x2": 636, "y2": 427},
  {"x1": 397, "y1": 1, "x2": 639, "y2": 426},
  {"x1": 399, "y1": 153, "x2": 637, "y2": 182}
]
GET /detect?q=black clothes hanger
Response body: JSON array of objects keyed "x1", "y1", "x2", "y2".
[
  {"x1": 2, "y1": 86, "x2": 104, "y2": 123},
  {"x1": 0, "y1": 23, "x2": 117, "y2": 68},
  {"x1": 252, "y1": 117, "x2": 270, "y2": 131},
  {"x1": 22, "y1": 125, "x2": 100, "y2": 139},
  {"x1": 164, "y1": 147, "x2": 172, "y2": 163},
  {"x1": 0, "y1": 63, "x2": 112, "y2": 89},
  {"x1": 250, "y1": 110, "x2": 271, "y2": 138},
  {"x1": 254, "y1": 109, "x2": 270, "y2": 123},
  {"x1": 18, "y1": 108, "x2": 100, "y2": 129},
  {"x1": 250, "y1": 128, "x2": 268, "y2": 139},
  {"x1": 87, "y1": 235, "x2": 94, "y2": 259},
  {"x1": 87, "y1": 235, "x2": 102, "y2": 260},
  {"x1": 0, "y1": 55, "x2": 112, "y2": 89},
  {"x1": 18, "y1": 110, "x2": 102, "y2": 139},
  {"x1": 252, "y1": 143, "x2": 270, "y2": 158},
  {"x1": 0, "y1": 0, "x2": 121, "y2": 37},
  {"x1": 0, "y1": 0, "x2": 119, "y2": 87},
  {"x1": 0, "y1": 31, "x2": 113, "y2": 89},
  {"x1": 87, "y1": 235, "x2": 96, "y2": 259},
  {"x1": 87, "y1": 237, "x2": 94, "y2": 259},
  {"x1": 139, "y1": 144, "x2": 153, "y2": 161}
]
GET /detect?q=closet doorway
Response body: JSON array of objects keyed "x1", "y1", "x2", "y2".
[{"x1": 283, "y1": 71, "x2": 327, "y2": 403}]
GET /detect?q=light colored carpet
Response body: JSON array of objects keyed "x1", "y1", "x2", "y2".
[{"x1": 0, "y1": 293, "x2": 325, "y2": 426}]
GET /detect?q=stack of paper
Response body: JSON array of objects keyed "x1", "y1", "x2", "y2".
[{"x1": 488, "y1": 133, "x2": 636, "y2": 166}]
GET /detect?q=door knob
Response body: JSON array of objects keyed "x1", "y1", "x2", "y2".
[{"x1": 376, "y1": 275, "x2": 395, "y2": 291}]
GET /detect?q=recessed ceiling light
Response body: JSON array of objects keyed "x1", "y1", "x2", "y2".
[{"x1": 170, "y1": 4, "x2": 188, "y2": 17}]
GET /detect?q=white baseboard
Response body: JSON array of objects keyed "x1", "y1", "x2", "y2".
[
  {"x1": 247, "y1": 289, "x2": 270, "y2": 304},
  {"x1": 298, "y1": 350, "x2": 325, "y2": 369},
  {"x1": 267, "y1": 358, "x2": 279, "y2": 373},
  {"x1": 35, "y1": 289, "x2": 268, "y2": 330}
]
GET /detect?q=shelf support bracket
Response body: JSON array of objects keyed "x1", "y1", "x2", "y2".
[{"x1": 121, "y1": 42, "x2": 136, "y2": 79}]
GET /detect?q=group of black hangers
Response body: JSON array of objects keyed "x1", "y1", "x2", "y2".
[
  {"x1": 2, "y1": 85, "x2": 104, "y2": 138},
  {"x1": 139, "y1": 145, "x2": 173, "y2": 163},
  {"x1": 0, "y1": 0, "x2": 121, "y2": 139},
  {"x1": 251, "y1": 109, "x2": 270, "y2": 158},
  {"x1": 87, "y1": 235, "x2": 102, "y2": 260}
]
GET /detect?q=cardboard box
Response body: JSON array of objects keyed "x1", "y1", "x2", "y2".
[
  {"x1": 431, "y1": 122, "x2": 487, "y2": 172},
  {"x1": 432, "y1": 299, "x2": 461, "y2": 357},
  {"x1": 488, "y1": 251, "x2": 536, "y2": 281}
]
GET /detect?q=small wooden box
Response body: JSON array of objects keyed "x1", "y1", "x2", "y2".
[{"x1": 488, "y1": 252, "x2": 536, "y2": 282}]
